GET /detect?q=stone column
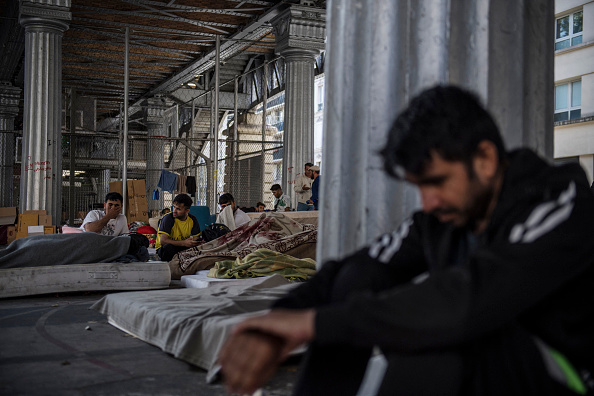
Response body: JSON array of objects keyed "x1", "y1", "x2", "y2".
[
  {"x1": 145, "y1": 97, "x2": 166, "y2": 214},
  {"x1": 271, "y1": 5, "x2": 325, "y2": 209},
  {"x1": 19, "y1": 0, "x2": 71, "y2": 220},
  {"x1": 319, "y1": 0, "x2": 554, "y2": 263},
  {"x1": 0, "y1": 82, "x2": 22, "y2": 207}
]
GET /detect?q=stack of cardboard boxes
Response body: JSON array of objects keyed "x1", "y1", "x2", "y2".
[
  {"x1": 109, "y1": 179, "x2": 149, "y2": 223},
  {"x1": 0, "y1": 207, "x2": 56, "y2": 245}
]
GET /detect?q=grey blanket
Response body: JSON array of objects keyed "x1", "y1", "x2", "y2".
[{"x1": 0, "y1": 233, "x2": 131, "y2": 268}]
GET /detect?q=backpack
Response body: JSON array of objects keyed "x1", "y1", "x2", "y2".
[{"x1": 201, "y1": 223, "x2": 232, "y2": 242}]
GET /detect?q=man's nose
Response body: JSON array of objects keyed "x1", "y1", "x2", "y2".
[{"x1": 420, "y1": 187, "x2": 441, "y2": 213}]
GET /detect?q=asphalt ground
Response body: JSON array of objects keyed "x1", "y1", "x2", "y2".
[{"x1": 0, "y1": 291, "x2": 300, "y2": 396}]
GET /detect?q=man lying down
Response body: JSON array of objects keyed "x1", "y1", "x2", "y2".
[{"x1": 0, "y1": 232, "x2": 149, "y2": 269}]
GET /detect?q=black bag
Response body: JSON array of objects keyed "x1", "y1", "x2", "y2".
[{"x1": 201, "y1": 223, "x2": 231, "y2": 242}]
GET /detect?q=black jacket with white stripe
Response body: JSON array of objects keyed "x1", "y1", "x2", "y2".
[{"x1": 274, "y1": 149, "x2": 594, "y2": 371}]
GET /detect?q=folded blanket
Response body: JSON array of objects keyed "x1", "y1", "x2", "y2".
[{"x1": 208, "y1": 248, "x2": 316, "y2": 280}]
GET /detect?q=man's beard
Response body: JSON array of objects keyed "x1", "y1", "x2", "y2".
[
  {"x1": 465, "y1": 179, "x2": 495, "y2": 231},
  {"x1": 431, "y1": 179, "x2": 495, "y2": 230}
]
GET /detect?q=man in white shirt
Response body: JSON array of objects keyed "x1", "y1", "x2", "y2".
[
  {"x1": 81, "y1": 192, "x2": 129, "y2": 236},
  {"x1": 218, "y1": 193, "x2": 251, "y2": 227},
  {"x1": 270, "y1": 184, "x2": 291, "y2": 212},
  {"x1": 294, "y1": 162, "x2": 314, "y2": 211}
]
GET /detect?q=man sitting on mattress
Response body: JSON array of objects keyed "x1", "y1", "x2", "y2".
[
  {"x1": 156, "y1": 193, "x2": 201, "y2": 261},
  {"x1": 81, "y1": 192, "x2": 129, "y2": 236}
]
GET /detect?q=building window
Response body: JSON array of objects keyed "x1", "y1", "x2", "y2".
[
  {"x1": 555, "y1": 81, "x2": 581, "y2": 122},
  {"x1": 317, "y1": 84, "x2": 324, "y2": 111},
  {"x1": 555, "y1": 11, "x2": 583, "y2": 50}
]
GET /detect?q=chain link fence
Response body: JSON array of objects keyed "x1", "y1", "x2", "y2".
[{"x1": 54, "y1": 57, "x2": 286, "y2": 225}]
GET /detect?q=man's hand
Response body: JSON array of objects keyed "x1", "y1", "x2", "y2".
[
  {"x1": 303, "y1": 185, "x2": 310, "y2": 190},
  {"x1": 219, "y1": 330, "x2": 284, "y2": 395},
  {"x1": 219, "y1": 309, "x2": 315, "y2": 394},
  {"x1": 181, "y1": 236, "x2": 201, "y2": 248},
  {"x1": 104, "y1": 203, "x2": 121, "y2": 220},
  {"x1": 233, "y1": 309, "x2": 315, "y2": 360}
]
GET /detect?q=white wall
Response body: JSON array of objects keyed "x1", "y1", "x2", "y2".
[
  {"x1": 554, "y1": 45, "x2": 594, "y2": 82},
  {"x1": 554, "y1": 120, "x2": 594, "y2": 157},
  {"x1": 556, "y1": 0, "x2": 592, "y2": 15},
  {"x1": 582, "y1": 73, "x2": 594, "y2": 116}
]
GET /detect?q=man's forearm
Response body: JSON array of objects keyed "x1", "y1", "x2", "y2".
[
  {"x1": 84, "y1": 217, "x2": 110, "y2": 233},
  {"x1": 160, "y1": 235, "x2": 194, "y2": 247}
]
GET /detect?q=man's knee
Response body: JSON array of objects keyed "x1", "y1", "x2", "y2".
[{"x1": 157, "y1": 244, "x2": 186, "y2": 261}]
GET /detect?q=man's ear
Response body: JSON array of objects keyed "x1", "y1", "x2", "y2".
[{"x1": 472, "y1": 140, "x2": 499, "y2": 180}]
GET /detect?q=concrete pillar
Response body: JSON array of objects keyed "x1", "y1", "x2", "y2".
[
  {"x1": 320, "y1": 0, "x2": 554, "y2": 263},
  {"x1": 271, "y1": 5, "x2": 325, "y2": 209},
  {"x1": 19, "y1": 0, "x2": 71, "y2": 220},
  {"x1": 0, "y1": 82, "x2": 21, "y2": 207},
  {"x1": 145, "y1": 97, "x2": 166, "y2": 213}
]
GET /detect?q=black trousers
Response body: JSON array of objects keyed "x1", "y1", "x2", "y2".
[
  {"x1": 291, "y1": 260, "x2": 576, "y2": 396},
  {"x1": 156, "y1": 244, "x2": 189, "y2": 261}
]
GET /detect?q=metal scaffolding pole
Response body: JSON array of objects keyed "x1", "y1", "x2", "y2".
[
  {"x1": 213, "y1": 34, "x2": 220, "y2": 210},
  {"x1": 261, "y1": 62, "x2": 268, "y2": 200},
  {"x1": 68, "y1": 89, "x2": 76, "y2": 226},
  {"x1": 233, "y1": 76, "x2": 239, "y2": 196},
  {"x1": 122, "y1": 27, "x2": 129, "y2": 214}
]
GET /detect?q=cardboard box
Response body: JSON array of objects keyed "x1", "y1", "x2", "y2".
[
  {"x1": 24, "y1": 210, "x2": 47, "y2": 215},
  {"x1": 16, "y1": 230, "x2": 28, "y2": 240},
  {"x1": 39, "y1": 214, "x2": 52, "y2": 226},
  {"x1": 18, "y1": 214, "x2": 38, "y2": 230},
  {"x1": 6, "y1": 225, "x2": 15, "y2": 244},
  {"x1": 110, "y1": 179, "x2": 149, "y2": 223},
  {"x1": 28, "y1": 225, "x2": 44, "y2": 236},
  {"x1": 0, "y1": 207, "x2": 17, "y2": 225},
  {"x1": 44, "y1": 226, "x2": 56, "y2": 234}
]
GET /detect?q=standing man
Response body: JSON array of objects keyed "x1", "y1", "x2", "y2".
[
  {"x1": 219, "y1": 86, "x2": 594, "y2": 395},
  {"x1": 218, "y1": 193, "x2": 251, "y2": 227},
  {"x1": 81, "y1": 192, "x2": 129, "y2": 236},
  {"x1": 270, "y1": 184, "x2": 291, "y2": 212},
  {"x1": 156, "y1": 193, "x2": 201, "y2": 261},
  {"x1": 307, "y1": 165, "x2": 320, "y2": 210},
  {"x1": 294, "y1": 163, "x2": 314, "y2": 211}
]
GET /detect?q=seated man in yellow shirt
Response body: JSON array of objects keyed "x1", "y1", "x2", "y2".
[{"x1": 156, "y1": 194, "x2": 201, "y2": 261}]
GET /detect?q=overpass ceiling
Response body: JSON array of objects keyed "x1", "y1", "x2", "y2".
[{"x1": 0, "y1": 0, "x2": 326, "y2": 124}]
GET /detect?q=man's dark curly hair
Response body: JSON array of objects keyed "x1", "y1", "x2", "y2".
[
  {"x1": 105, "y1": 192, "x2": 123, "y2": 203},
  {"x1": 173, "y1": 193, "x2": 193, "y2": 209},
  {"x1": 381, "y1": 85, "x2": 506, "y2": 178}
]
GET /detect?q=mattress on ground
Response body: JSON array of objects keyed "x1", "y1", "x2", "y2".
[
  {"x1": 180, "y1": 270, "x2": 272, "y2": 289},
  {"x1": 91, "y1": 275, "x2": 299, "y2": 382},
  {"x1": 0, "y1": 261, "x2": 170, "y2": 298}
]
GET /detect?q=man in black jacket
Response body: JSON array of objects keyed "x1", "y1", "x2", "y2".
[{"x1": 219, "y1": 86, "x2": 594, "y2": 395}]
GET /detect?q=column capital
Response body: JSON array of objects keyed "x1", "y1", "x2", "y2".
[
  {"x1": 144, "y1": 97, "x2": 169, "y2": 128},
  {"x1": 19, "y1": 0, "x2": 71, "y2": 33},
  {"x1": 271, "y1": 4, "x2": 326, "y2": 57},
  {"x1": 0, "y1": 82, "x2": 22, "y2": 118}
]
